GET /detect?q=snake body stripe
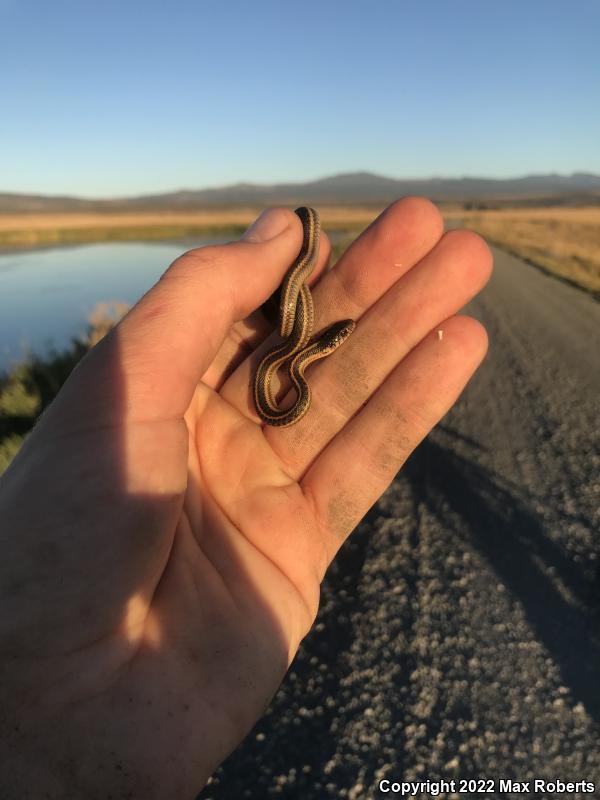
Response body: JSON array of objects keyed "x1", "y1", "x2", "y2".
[
  {"x1": 254, "y1": 207, "x2": 355, "y2": 427},
  {"x1": 278, "y1": 206, "x2": 321, "y2": 339}
]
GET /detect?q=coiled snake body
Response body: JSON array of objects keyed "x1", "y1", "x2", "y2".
[{"x1": 254, "y1": 207, "x2": 355, "y2": 427}]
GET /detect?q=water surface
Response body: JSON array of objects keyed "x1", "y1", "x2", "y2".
[{"x1": 0, "y1": 238, "x2": 222, "y2": 371}]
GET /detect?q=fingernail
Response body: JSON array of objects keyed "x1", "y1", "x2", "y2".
[{"x1": 242, "y1": 209, "x2": 290, "y2": 242}]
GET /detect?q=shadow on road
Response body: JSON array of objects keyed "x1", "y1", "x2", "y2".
[
  {"x1": 199, "y1": 428, "x2": 600, "y2": 798},
  {"x1": 404, "y1": 426, "x2": 600, "y2": 724}
]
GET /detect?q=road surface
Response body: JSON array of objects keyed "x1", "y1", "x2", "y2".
[{"x1": 199, "y1": 247, "x2": 600, "y2": 800}]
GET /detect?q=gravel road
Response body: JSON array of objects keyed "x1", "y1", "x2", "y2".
[{"x1": 199, "y1": 248, "x2": 600, "y2": 800}]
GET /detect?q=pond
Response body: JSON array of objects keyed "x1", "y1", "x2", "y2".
[{"x1": 0, "y1": 237, "x2": 224, "y2": 372}]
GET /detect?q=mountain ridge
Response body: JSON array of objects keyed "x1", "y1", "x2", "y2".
[{"x1": 1, "y1": 171, "x2": 600, "y2": 213}]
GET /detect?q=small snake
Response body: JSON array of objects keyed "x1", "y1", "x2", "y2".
[{"x1": 254, "y1": 206, "x2": 355, "y2": 427}]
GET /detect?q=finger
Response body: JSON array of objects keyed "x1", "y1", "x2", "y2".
[
  {"x1": 266, "y1": 229, "x2": 493, "y2": 476},
  {"x1": 221, "y1": 196, "x2": 445, "y2": 418},
  {"x1": 301, "y1": 315, "x2": 488, "y2": 565},
  {"x1": 202, "y1": 229, "x2": 333, "y2": 391},
  {"x1": 65, "y1": 208, "x2": 304, "y2": 421}
]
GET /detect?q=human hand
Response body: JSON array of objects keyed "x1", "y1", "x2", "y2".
[{"x1": 0, "y1": 199, "x2": 492, "y2": 798}]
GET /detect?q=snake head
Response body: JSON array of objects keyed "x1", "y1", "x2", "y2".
[{"x1": 319, "y1": 319, "x2": 356, "y2": 354}]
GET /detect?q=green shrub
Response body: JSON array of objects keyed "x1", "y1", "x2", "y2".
[{"x1": 0, "y1": 301, "x2": 128, "y2": 475}]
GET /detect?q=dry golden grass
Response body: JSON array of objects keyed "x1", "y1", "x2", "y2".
[
  {"x1": 0, "y1": 206, "x2": 382, "y2": 247},
  {"x1": 0, "y1": 210, "x2": 253, "y2": 247},
  {"x1": 0, "y1": 206, "x2": 384, "y2": 231},
  {"x1": 455, "y1": 206, "x2": 600, "y2": 294},
  {"x1": 0, "y1": 210, "x2": 256, "y2": 232},
  {"x1": 1, "y1": 203, "x2": 598, "y2": 295}
]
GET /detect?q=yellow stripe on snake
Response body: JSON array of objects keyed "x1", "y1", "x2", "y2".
[{"x1": 254, "y1": 207, "x2": 355, "y2": 427}]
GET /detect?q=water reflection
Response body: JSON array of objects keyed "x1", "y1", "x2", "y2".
[{"x1": 0, "y1": 238, "x2": 222, "y2": 371}]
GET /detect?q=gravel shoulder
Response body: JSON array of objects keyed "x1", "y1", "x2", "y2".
[{"x1": 199, "y1": 248, "x2": 600, "y2": 800}]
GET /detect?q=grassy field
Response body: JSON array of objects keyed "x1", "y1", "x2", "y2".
[
  {"x1": 0, "y1": 207, "x2": 381, "y2": 247},
  {"x1": 454, "y1": 206, "x2": 600, "y2": 295}
]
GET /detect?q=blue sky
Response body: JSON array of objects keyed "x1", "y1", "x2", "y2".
[{"x1": 1, "y1": 0, "x2": 599, "y2": 197}]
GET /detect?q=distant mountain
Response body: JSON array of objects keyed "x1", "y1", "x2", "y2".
[{"x1": 2, "y1": 171, "x2": 600, "y2": 213}]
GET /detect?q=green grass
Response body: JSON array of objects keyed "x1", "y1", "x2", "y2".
[
  {"x1": 0, "y1": 309, "x2": 122, "y2": 475},
  {"x1": 0, "y1": 346, "x2": 88, "y2": 473}
]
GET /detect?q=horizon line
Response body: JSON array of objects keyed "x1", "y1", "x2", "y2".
[{"x1": 2, "y1": 169, "x2": 599, "y2": 202}]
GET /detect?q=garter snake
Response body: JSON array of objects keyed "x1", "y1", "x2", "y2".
[{"x1": 254, "y1": 207, "x2": 355, "y2": 427}]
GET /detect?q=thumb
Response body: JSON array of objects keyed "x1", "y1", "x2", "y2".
[{"x1": 64, "y1": 208, "x2": 303, "y2": 422}]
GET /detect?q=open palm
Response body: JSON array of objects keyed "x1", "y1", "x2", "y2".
[{"x1": 0, "y1": 200, "x2": 492, "y2": 799}]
